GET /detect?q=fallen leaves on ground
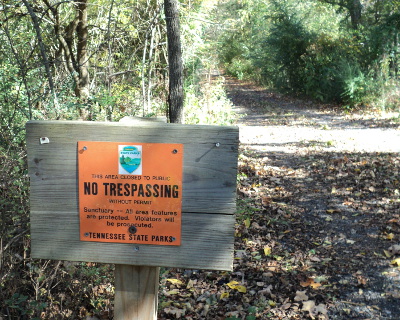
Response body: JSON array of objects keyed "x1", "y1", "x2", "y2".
[{"x1": 158, "y1": 150, "x2": 400, "y2": 319}]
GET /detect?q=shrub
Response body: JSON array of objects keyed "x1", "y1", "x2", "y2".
[{"x1": 184, "y1": 77, "x2": 236, "y2": 125}]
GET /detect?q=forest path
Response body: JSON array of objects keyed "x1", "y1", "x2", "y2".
[
  {"x1": 224, "y1": 76, "x2": 400, "y2": 319},
  {"x1": 226, "y1": 77, "x2": 400, "y2": 153}
]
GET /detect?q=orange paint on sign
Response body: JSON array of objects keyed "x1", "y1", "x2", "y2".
[{"x1": 78, "y1": 141, "x2": 183, "y2": 245}]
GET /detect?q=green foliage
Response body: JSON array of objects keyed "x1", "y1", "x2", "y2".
[
  {"x1": 180, "y1": 1, "x2": 238, "y2": 125},
  {"x1": 5, "y1": 293, "x2": 46, "y2": 318},
  {"x1": 339, "y1": 61, "x2": 369, "y2": 107},
  {"x1": 215, "y1": 0, "x2": 265, "y2": 82},
  {"x1": 184, "y1": 77, "x2": 236, "y2": 125},
  {"x1": 225, "y1": 57, "x2": 254, "y2": 81},
  {"x1": 216, "y1": 0, "x2": 400, "y2": 110},
  {"x1": 299, "y1": 34, "x2": 367, "y2": 104},
  {"x1": 265, "y1": 7, "x2": 313, "y2": 92}
]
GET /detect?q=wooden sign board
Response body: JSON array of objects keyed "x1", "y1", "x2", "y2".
[{"x1": 26, "y1": 121, "x2": 239, "y2": 271}]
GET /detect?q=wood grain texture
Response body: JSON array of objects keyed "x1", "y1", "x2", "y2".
[
  {"x1": 30, "y1": 211, "x2": 234, "y2": 269},
  {"x1": 27, "y1": 121, "x2": 238, "y2": 214},
  {"x1": 26, "y1": 121, "x2": 238, "y2": 270},
  {"x1": 114, "y1": 265, "x2": 159, "y2": 320}
]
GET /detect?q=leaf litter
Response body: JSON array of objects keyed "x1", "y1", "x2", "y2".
[
  {"x1": 157, "y1": 78, "x2": 400, "y2": 319},
  {"x1": 158, "y1": 148, "x2": 400, "y2": 320}
]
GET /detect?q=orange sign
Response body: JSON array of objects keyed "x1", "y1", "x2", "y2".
[{"x1": 78, "y1": 141, "x2": 183, "y2": 245}]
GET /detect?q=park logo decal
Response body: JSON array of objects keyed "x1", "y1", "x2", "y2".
[{"x1": 118, "y1": 145, "x2": 142, "y2": 174}]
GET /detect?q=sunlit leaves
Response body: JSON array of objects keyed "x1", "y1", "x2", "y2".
[
  {"x1": 166, "y1": 278, "x2": 184, "y2": 285},
  {"x1": 220, "y1": 292, "x2": 229, "y2": 299},
  {"x1": 226, "y1": 281, "x2": 247, "y2": 293},
  {"x1": 300, "y1": 278, "x2": 322, "y2": 289},
  {"x1": 216, "y1": 0, "x2": 400, "y2": 108},
  {"x1": 391, "y1": 258, "x2": 400, "y2": 266},
  {"x1": 244, "y1": 217, "x2": 251, "y2": 228},
  {"x1": 263, "y1": 245, "x2": 272, "y2": 256}
]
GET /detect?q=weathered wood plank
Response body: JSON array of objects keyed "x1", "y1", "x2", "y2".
[
  {"x1": 26, "y1": 121, "x2": 238, "y2": 214},
  {"x1": 30, "y1": 211, "x2": 234, "y2": 270}
]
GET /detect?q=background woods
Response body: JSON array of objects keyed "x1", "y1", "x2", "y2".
[
  {"x1": 0, "y1": 0, "x2": 399, "y2": 319},
  {"x1": 2, "y1": 0, "x2": 171, "y2": 121},
  {"x1": 219, "y1": 0, "x2": 400, "y2": 108},
  {"x1": 2, "y1": 0, "x2": 398, "y2": 125}
]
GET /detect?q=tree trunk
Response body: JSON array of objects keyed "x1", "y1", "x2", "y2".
[
  {"x1": 320, "y1": 0, "x2": 362, "y2": 30},
  {"x1": 164, "y1": 0, "x2": 184, "y2": 124},
  {"x1": 75, "y1": 0, "x2": 90, "y2": 100},
  {"x1": 22, "y1": 0, "x2": 56, "y2": 100},
  {"x1": 349, "y1": 0, "x2": 362, "y2": 29}
]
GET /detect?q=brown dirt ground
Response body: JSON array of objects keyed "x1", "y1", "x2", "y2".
[{"x1": 227, "y1": 76, "x2": 400, "y2": 319}]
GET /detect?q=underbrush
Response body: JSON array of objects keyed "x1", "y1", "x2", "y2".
[
  {"x1": 370, "y1": 80, "x2": 400, "y2": 113},
  {"x1": 0, "y1": 138, "x2": 116, "y2": 318},
  {"x1": 184, "y1": 75, "x2": 237, "y2": 125}
]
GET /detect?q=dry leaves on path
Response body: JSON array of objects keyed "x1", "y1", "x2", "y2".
[{"x1": 158, "y1": 149, "x2": 400, "y2": 320}]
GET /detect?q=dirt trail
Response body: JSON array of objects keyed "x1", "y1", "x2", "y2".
[
  {"x1": 227, "y1": 78, "x2": 400, "y2": 153},
  {"x1": 225, "y1": 76, "x2": 400, "y2": 319}
]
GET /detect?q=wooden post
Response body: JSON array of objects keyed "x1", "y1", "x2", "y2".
[{"x1": 114, "y1": 265, "x2": 160, "y2": 320}]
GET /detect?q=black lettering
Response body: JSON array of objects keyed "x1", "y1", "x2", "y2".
[
  {"x1": 172, "y1": 185, "x2": 179, "y2": 198},
  {"x1": 102, "y1": 183, "x2": 179, "y2": 198},
  {"x1": 84, "y1": 182, "x2": 90, "y2": 195},
  {"x1": 103, "y1": 183, "x2": 110, "y2": 195},
  {"x1": 138, "y1": 184, "x2": 144, "y2": 197},
  {"x1": 124, "y1": 183, "x2": 130, "y2": 196},
  {"x1": 151, "y1": 235, "x2": 174, "y2": 242},
  {"x1": 84, "y1": 182, "x2": 98, "y2": 195},
  {"x1": 164, "y1": 185, "x2": 171, "y2": 198},
  {"x1": 109, "y1": 183, "x2": 116, "y2": 196},
  {"x1": 153, "y1": 184, "x2": 159, "y2": 197},
  {"x1": 131, "y1": 184, "x2": 138, "y2": 196},
  {"x1": 145, "y1": 184, "x2": 152, "y2": 197},
  {"x1": 117, "y1": 183, "x2": 123, "y2": 196}
]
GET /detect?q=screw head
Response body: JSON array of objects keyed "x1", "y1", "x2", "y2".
[{"x1": 128, "y1": 226, "x2": 137, "y2": 234}]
